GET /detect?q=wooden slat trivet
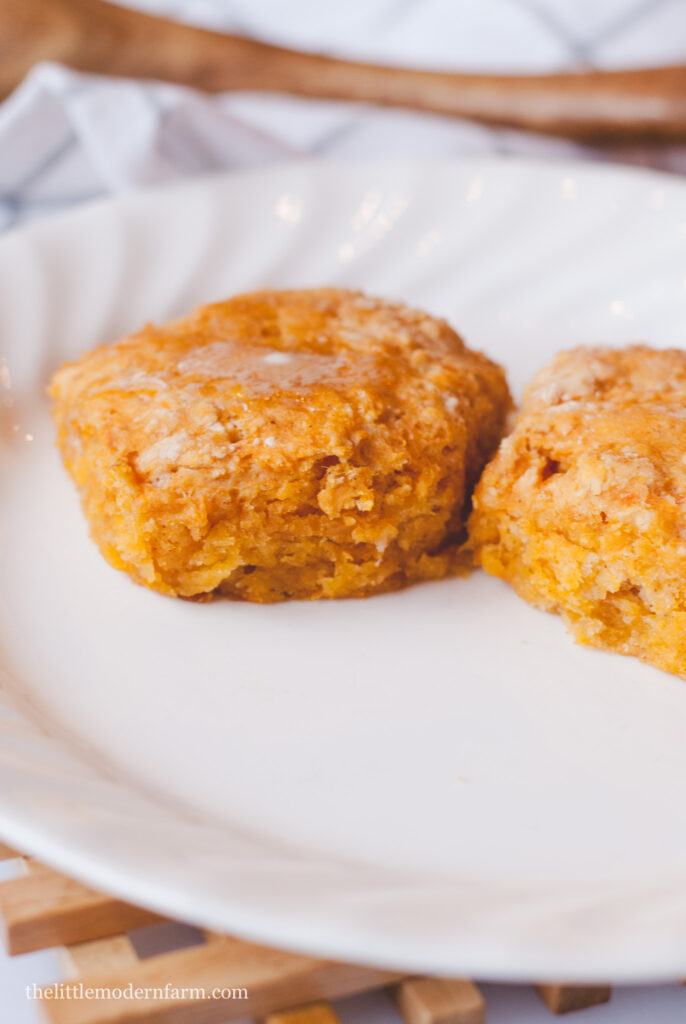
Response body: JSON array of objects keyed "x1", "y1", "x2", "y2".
[{"x1": 0, "y1": 847, "x2": 614, "y2": 1022}]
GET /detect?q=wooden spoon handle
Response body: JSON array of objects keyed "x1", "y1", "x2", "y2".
[{"x1": 4, "y1": 0, "x2": 686, "y2": 142}]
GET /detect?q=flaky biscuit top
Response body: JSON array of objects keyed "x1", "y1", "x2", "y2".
[
  {"x1": 482, "y1": 345, "x2": 686, "y2": 535},
  {"x1": 52, "y1": 289, "x2": 508, "y2": 492}
]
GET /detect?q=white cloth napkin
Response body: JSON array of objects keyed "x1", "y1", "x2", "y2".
[{"x1": 1, "y1": 0, "x2": 686, "y2": 230}]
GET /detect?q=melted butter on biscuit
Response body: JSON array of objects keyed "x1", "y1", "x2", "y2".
[{"x1": 262, "y1": 351, "x2": 294, "y2": 366}]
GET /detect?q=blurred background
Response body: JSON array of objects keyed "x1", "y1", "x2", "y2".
[{"x1": 1, "y1": 0, "x2": 686, "y2": 230}]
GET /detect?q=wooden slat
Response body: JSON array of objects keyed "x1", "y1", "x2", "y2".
[
  {"x1": 535, "y1": 984, "x2": 612, "y2": 1015},
  {"x1": 263, "y1": 1001, "x2": 342, "y2": 1024},
  {"x1": 392, "y1": 977, "x2": 485, "y2": 1024},
  {"x1": 0, "y1": 865, "x2": 164, "y2": 955},
  {"x1": 0, "y1": 842, "x2": 20, "y2": 861},
  {"x1": 60, "y1": 934, "x2": 140, "y2": 979},
  {"x1": 40, "y1": 934, "x2": 403, "y2": 1024}
]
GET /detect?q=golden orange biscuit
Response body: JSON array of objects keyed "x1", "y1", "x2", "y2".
[
  {"x1": 50, "y1": 288, "x2": 510, "y2": 602},
  {"x1": 469, "y1": 344, "x2": 686, "y2": 678}
]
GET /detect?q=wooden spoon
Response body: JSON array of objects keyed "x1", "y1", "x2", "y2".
[{"x1": 4, "y1": 0, "x2": 686, "y2": 142}]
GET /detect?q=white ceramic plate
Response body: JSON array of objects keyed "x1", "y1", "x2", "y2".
[{"x1": 2, "y1": 158, "x2": 686, "y2": 983}]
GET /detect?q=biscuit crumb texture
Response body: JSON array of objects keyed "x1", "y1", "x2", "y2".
[
  {"x1": 469, "y1": 345, "x2": 686, "y2": 679},
  {"x1": 51, "y1": 288, "x2": 510, "y2": 602}
]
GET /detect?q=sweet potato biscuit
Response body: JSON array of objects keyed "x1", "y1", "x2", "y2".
[
  {"x1": 469, "y1": 344, "x2": 686, "y2": 678},
  {"x1": 50, "y1": 288, "x2": 510, "y2": 602}
]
